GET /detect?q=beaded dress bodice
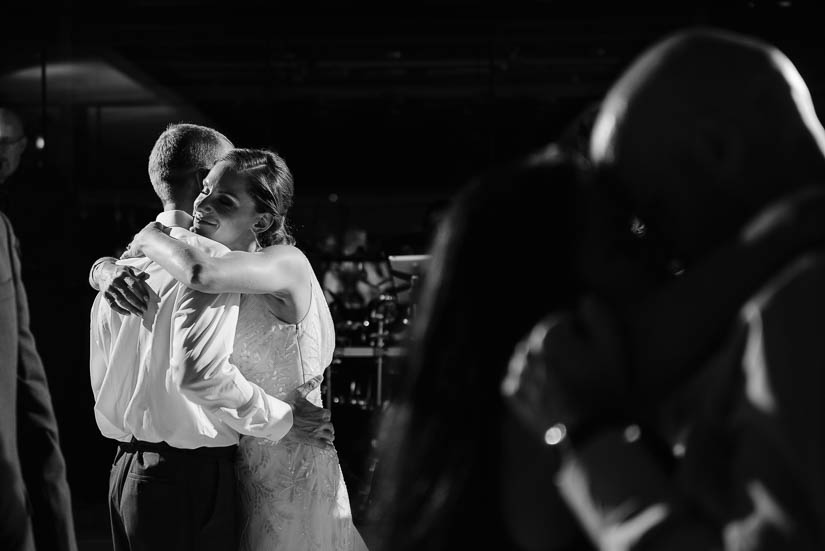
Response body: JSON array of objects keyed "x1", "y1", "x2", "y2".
[
  {"x1": 230, "y1": 274, "x2": 334, "y2": 406},
  {"x1": 231, "y1": 268, "x2": 365, "y2": 551}
]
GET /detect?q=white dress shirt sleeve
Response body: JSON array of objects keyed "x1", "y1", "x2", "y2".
[
  {"x1": 89, "y1": 293, "x2": 131, "y2": 441},
  {"x1": 168, "y1": 230, "x2": 294, "y2": 443}
]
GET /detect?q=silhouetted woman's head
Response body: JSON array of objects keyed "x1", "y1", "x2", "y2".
[{"x1": 373, "y1": 152, "x2": 589, "y2": 551}]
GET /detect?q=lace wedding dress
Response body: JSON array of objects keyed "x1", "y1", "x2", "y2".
[{"x1": 231, "y1": 266, "x2": 368, "y2": 551}]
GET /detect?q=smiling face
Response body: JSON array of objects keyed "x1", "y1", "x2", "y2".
[{"x1": 192, "y1": 161, "x2": 272, "y2": 251}]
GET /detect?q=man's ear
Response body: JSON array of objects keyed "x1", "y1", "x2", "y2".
[
  {"x1": 253, "y1": 212, "x2": 275, "y2": 234},
  {"x1": 18, "y1": 136, "x2": 27, "y2": 153},
  {"x1": 188, "y1": 178, "x2": 200, "y2": 200},
  {"x1": 188, "y1": 170, "x2": 207, "y2": 200},
  {"x1": 692, "y1": 119, "x2": 743, "y2": 184}
]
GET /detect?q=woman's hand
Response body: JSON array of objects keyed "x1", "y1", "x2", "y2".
[
  {"x1": 502, "y1": 297, "x2": 628, "y2": 447},
  {"x1": 122, "y1": 221, "x2": 170, "y2": 260}
]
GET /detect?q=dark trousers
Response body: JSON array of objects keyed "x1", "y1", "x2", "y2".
[{"x1": 108, "y1": 439, "x2": 238, "y2": 551}]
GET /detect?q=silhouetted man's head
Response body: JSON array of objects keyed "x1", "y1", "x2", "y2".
[{"x1": 591, "y1": 28, "x2": 825, "y2": 264}]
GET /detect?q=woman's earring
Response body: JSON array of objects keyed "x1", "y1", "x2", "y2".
[{"x1": 252, "y1": 228, "x2": 263, "y2": 249}]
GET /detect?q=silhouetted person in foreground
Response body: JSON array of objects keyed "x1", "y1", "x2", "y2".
[
  {"x1": 373, "y1": 152, "x2": 595, "y2": 551},
  {"x1": 506, "y1": 28, "x2": 825, "y2": 551}
]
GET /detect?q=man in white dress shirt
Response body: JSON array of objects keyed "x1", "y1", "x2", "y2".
[{"x1": 89, "y1": 124, "x2": 333, "y2": 551}]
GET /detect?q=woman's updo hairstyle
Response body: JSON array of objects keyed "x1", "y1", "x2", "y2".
[{"x1": 219, "y1": 148, "x2": 295, "y2": 246}]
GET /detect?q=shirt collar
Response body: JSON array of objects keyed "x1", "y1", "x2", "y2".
[{"x1": 156, "y1": 210, "x2": 193, "y2": 229}]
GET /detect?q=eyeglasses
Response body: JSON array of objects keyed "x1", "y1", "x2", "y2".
[{"x1": 0, "y1": 136, "x2": 25, "y2": 149}]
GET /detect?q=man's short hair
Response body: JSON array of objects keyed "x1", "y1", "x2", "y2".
[{"x1": 147, "y1": 123, "x2": 233, "y2": 204}]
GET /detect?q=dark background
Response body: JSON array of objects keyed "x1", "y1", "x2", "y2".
[{"x1": 2, "y1": 1, "x2": 824, "y2": 547}]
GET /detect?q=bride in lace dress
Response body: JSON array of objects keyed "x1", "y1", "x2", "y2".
[{"x1": 131, "y1": 148, "x2": 368, "y2": 551}]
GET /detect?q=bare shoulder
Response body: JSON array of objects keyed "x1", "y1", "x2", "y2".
[
  {"x1": 260, "y1": 244, "x2": 311, "y2": 279},
  {"x1": 260, "y1": 243, "x2": 307, "y2": 263}
]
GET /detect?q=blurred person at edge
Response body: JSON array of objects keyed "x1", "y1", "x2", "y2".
[
  {"x1": 0, "y1": 106, "x2": 77, "y2": 550},
  {"x1": 0, "y1": 108, "x2": 27, "y2": 187},
  {"x1": 0, "y1": 109, "x2": 63, "y2": 255},
  {"x1": 505, "y1": 28, "x2": 825, "y2": 551}
]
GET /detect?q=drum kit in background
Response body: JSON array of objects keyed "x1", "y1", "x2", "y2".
[
  {"x1": 319, "y1": 254, "x2": 430, "y2": 522},
  {"x1": 321, "y1": 254, "x2": 430, "y2": 411}
]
